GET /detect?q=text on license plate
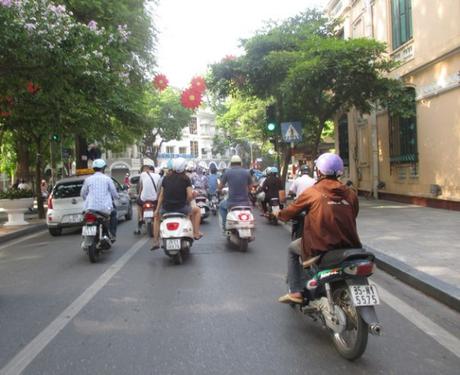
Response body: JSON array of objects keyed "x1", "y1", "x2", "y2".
[
  {"x1": 63, "y1": 214, "x2": 83, "y2": 224},
  {"x1": 272, "y1": 206, "x2": 280, "y2": 214},
  {"x1": 350, "y1": 284, "x2": 380, "y2": 306},
  {"x1": 200, "y1": 208, "x2": 206, "y2": 215},
  {"x1": 239, "y1": 229, "x2": 251, "y2": 238},
  {"x1": 82, "y1": 225, "x2": 97, "y2": 236},
  {"x1": 166, "y1": 239, "x2": 181, "y2": 250},
  {"x1": 143, "y1": 210, "x2": 154, "y2": 218}
]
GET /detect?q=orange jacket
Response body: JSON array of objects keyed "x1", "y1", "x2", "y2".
[{"x1": 279, "y1": 178, "x2": 361, "y2": 260}]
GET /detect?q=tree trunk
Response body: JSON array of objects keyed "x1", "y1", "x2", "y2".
[
  {"x1": 313, "y1": 119, "x2": 326, "y2": 158},
  {"x1": 33, "y1": 135, "x2": 45, "y2": 219},
  {"x1": 280, "y1": 144, "x2": 291, "y2": 186},
  {"x1": 75, "y1": 135, "x2": 88, "y2": 169},
  {"x1": 153, "y1": 140, "x2": 163, "y2": 165},
  {"x1": 15, "y1": 138, "x2": 31, "y2": 182}
]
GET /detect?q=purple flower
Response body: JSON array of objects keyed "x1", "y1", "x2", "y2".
[
  {"x1": 0, "y1": 0, "x2": 13, "y2": 7},
  {"x1": 24, "y1": 23, "x2": 36, "y2": 31},
  {"x1": 87, "y1": 20, "x2": 98, "y2": 31}
]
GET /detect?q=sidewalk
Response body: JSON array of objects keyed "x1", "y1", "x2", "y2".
[
  {"x1": 357, "y1": 198, "x2": 460, "y2": 311},
  {"x1": 0, "y1": 211, "x2": 47, "y2": 244}
]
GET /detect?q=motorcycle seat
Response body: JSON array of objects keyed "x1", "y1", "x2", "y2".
[
  {"x1": 229, "y1": 206, "x2": 252, "y2": 212},
  {"x1": 161, "y1": 212, "x2": 187, "y2": 219},
  {"x1": 318, "y1": 248, "x2": 374, "y2": 270}
]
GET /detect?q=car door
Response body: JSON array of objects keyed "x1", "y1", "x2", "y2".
[{"x1": 112, "y1": 178, "x2": 129, "y2": 217}]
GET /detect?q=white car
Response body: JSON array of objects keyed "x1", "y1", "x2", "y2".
[{"x1": 46, "y1": 175, "x2": 133, "y2": 236}]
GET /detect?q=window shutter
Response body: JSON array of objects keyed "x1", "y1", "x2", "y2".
[{"x1": 391, "y1": 0, "x2": 400, "y2": 49}]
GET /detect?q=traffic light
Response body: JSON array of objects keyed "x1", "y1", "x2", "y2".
[
  {"x1": 51, "y1": 134, "x2": 60, "y2": 142},
  {"x1": 266, "y1": 104, "x2": 276, "y2": 133}
]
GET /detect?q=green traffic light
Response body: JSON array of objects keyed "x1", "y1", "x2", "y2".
[
  {"x1": 51, "y1": 134, "x2": 60, "y2": 142},
  {"x1": 267, "y1": 123, "x2": 276, "y2": 131}
]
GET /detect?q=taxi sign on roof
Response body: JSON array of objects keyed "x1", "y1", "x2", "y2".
[{"x1": 76, "y1": 168, "x2": 95, "y2": 176}]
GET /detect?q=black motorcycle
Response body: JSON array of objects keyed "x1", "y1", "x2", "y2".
[{"x1": 81, "y1": 210, "x2": 112, "y2": 263}]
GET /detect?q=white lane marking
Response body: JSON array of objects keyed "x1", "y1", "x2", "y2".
[
  {"x1": 0, "y1": 230, "x2": 47, "y2": 252},
  {"x1": 374, "y1": 282, "x2": 460, "y2": 358},
  {"x1": 281, "y1": 222, "x2": 460, "y2": 357},
  {"x1": 0, "y1": 237, "x2": 149, "y2": 375}
]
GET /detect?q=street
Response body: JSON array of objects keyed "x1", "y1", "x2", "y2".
[{"x1": 0, "y1": 210, "x2": 459, "y2": 375}]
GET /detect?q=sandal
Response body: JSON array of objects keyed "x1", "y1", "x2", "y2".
[
  {"x1": 278, "y1": 293, "x2": 303, "y2": 304},
  {"x1": 193, "y1": 233, "x2": 204, "y2": 240}
]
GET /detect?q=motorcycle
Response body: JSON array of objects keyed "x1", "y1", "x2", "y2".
[
  {"x1": 81, "y1": 210, "x2": 112, "y2": 263},
  {"x1": 248, "y1": 185, "x2": 258, "y2": 207},
  {"x1": 267, "y1": 197, "x2": 281, "y2": 225},
  {"x1": 225, "y1": 206, "x2": 255, "y2": 252},
  {"x1": 209, "y1": 193, "x2": 219, "y2": 216},
  {"x1": 142, "y1": 200, "x2": 156, "y2": 237},
  {"x1": 287, "y1": 218, "x2": 382, "y2": 360},
  {"x1": 195, "y1": 193, "x2": 210, "y2": 222},
  {"x1": 160, "y1": 212, "x2": 194, "y2": 265}
]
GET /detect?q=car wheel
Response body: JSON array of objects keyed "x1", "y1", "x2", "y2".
[
  {"x1": 125, "y1": 203, "x2": 133, "y2": 221},
  {"x1": 48, "y1": 227, "x2": 62, "y2": 236}
]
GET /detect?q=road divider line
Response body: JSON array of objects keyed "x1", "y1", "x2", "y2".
[
  {"x1": 0, "y1": 230, "x2": 47, "y2": 252},
  {"x1": 0, "y1": 237, "x2": 149, "y2": 375}
]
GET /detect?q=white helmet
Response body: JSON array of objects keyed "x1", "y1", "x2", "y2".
[
  {"x1": 230, "y1": 155, "x2": 242, "y2": 164},
  {"x1": 143, "y1": 159, "x2": 155, "y2": 169},
  {"x1": 173, "y1": 157, "x2": 187, "y2": 173},
  {"x1": 186, "y1": 161, "x2": 195, "y2": 171},
  {"x1": 92, "y1": 159, "x2": 106, "y2": 169}
]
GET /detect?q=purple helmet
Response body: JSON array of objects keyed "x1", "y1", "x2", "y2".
[{"x1": 315, "y1": 153, "x2": 344, "y2": 176}]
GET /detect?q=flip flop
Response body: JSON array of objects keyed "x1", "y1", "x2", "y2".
[
  {"x1": 278, "y1": 293, "x2": 303, "y2": 304},
  {"x1": 193, "y1": 233, "x2": 204, "y2": 240}
]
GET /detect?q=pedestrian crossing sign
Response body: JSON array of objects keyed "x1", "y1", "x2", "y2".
[{"x1": 281, "y1": 122, "x2": 302, "y2": 143}]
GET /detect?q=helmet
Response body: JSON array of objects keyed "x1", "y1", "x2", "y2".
[
  {"x1": 186, "y1": 161, "x2": 195, "y2": 171},
  {"x1": 93, "y1": 159, "x2": 106, "y2": 169},
  {"x1": 271, "y1": 167, "x2": 279, "y2": 175},
  {"x1": 173, "y1": 157, "x2": 187, "y2": 173},
  {"x1": 315, "y1": 153, "x2": 344, "y2": 176},
  {"x1": 166, "y1": 159, "x2": 173, "y2": 170},
  {"x1": 299, "y1": 165, "x2": 309, "y2": 175},
  {"x1": 265, "y1": 167, "x2": 272, "y2": 175},
  {"x1": 230, "y1": 155, "x2": 242, "y2": 164},
  {"x1": 143, "y1": 159, "x2": 155, "y2": 169}
]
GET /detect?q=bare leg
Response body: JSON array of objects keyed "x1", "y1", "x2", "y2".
[
  {"x1": 191, "y1": 207, "x2": 202, "y2": 239},
  {"x1": 153, "y1": 213, "x2": 160, "y2": 247}
]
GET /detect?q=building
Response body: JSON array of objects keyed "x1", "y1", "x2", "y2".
[
  {"x1": 326, "y1": 0, "x2": 460, "y2": 209},
  {"x1": 105, "y1": 108, "x2": 229, "y2": 183}
]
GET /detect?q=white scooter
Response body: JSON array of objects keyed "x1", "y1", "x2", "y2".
[
  {"x1": 225, "y1": 206, "x2": 255, "y2": 252},
  {"x1": 160, "y1": 213, "x2": 194, "y2": 264}
]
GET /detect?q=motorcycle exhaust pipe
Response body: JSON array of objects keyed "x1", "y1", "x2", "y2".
[{"x1": 369, "y1": 323, "x2": 382, "y2": 336}]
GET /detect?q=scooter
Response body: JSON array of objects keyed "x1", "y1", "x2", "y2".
[
  {"x1": 267, "y1": 197, "x2": 281, "y2": 225},
  {"x1": 81, "y1": 210, "x2": 112, "y2": 263},
  {"x1": 209, "y1": 193, "x2": 219, "y2": 216},
  {"x1": 225, "y1": 206, "x2": 255, "y2": 252},
  {"x1": 134, "y1": 201, "x2": 156, "y2": 237},
  {"x1": 160, "y1": 213, "x2": 194, "y2": 265},
  {"x1": 195, "y1": 193, "x2": 210, "y2": 222}
]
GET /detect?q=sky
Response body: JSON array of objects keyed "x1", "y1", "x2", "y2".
[{"x1": 154, "y1": 0, "x2": 328, "y2": 88}]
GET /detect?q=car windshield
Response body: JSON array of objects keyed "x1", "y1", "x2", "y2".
[{"x1": 53, "y1": 181, "x2": 83, "y2": 198}]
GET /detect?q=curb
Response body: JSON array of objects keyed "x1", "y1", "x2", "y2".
[
  {"x1": 0, "y1": 223, "x2": 47, "y2": 245},
  {"x1": 363, "y1": 245, "x2": 460, "y2": 313},
  {"x1": 279, "y1": 221, "x2": 460, "y2": 312}
]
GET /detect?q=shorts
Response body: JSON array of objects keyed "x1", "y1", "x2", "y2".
[{"x1": 160, "y1": 205, "x2": 191, "y2": 216}]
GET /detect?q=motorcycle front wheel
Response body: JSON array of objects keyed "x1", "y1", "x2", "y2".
[{"x1": 330, "y1": 285, "x2": 368, "y2": 360}]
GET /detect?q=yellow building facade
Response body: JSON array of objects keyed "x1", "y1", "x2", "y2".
[{"x1": 326, "y1": 0, "x2": 460, "y2": 209}]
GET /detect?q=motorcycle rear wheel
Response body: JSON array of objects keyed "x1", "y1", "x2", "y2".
[
  {"x1": 146, "y1": 220, "x2": 153, "y2": 237},
  {"x1": 239, "y1": 238, "x2": 248, "y2": 252},
  {"x1": 173, "y1": 253, "x2": 183, "y2": 265},
  {"x1": 330, "y1": 286, "x2": 368, "y2": 360},
  {"x1": 87, "y1": 241, "x2": 99, "y2": 263}
]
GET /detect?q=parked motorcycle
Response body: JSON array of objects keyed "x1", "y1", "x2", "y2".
[
  {"x1": 209, "y1": 193, "x2": 219, "y2": 216},
  {"x1": 288, "y1": 218, "x2": 382, "y2": 360},
  {"x1": 225, "y1": 206, "x2": 255, "y2": 252},
  {"x1": 195, "y1": 194, "x2": 210, "y2": 222},
  {"x1": 81, "y1": 210, "x2": 112, "y2": 263},
  {"x1": 160, "y1": 213, "x2": 194, "y2": 265}
]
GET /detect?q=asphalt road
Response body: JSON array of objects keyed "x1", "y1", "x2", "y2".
[{"x1": 0, "y1": 209, "x2": 459, "y2": 375}]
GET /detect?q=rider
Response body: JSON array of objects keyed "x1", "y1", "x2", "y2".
[
  {"x1": 80, "y1": 159, "x2": 119, "y2": 242},
  {"x1": 207, "y1": 163, "x2": 219, "y2": 199},
  {"x1": 218, "y1": 155, "x2": 252, "y2": 231},
  {"x1": 261, "y1": 167, "x2": 283, "y2": 215},
  {"x1": 275, "y1": 153, "x2": 361, "y2": 304},
  {"x1": 192, "y1": 166, "x2": 208, "y2": 195},
  {"x1": 155, "y1": 157, "x2": 203, "y2": 242},
  {"x1": 288, "y1": 164, "x2": 316, "y2": 199}
]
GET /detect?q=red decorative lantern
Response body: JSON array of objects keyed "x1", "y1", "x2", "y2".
[
  {"x1": 27, "y1": 81, "x2": 40, "y2": 95},
  {"x1": 181, "y1": 88, "x2": 202, "y2": 110},
  {"x1": 153, "y1": 74, "x2": 169, "y2": 91},
  {"x1": 190, "y1": 76, "x2": 207, "y2": 94}
]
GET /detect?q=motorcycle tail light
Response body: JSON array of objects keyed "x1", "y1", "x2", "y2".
[
  {"x1": 166, "y1": 222, "x2": 179, "y2": 231},
  {"x1": 238, "y1": 213, "x2": 250, "y2": 221},
  {"x1": 144, "y1": 203, "x2": 153, "y2": 209},
  {"x1": 344, "y1": 261, "x2": 375, "y2": 276},
  {"x1": 47, "y1": 195, "x2": 53, "y2": 209},
  {"x1": 84, "y1": 212, "x2": 97, "y2": 223}
]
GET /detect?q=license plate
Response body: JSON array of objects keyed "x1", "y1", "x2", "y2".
[
  {"x1": 166, "y1": 239, "x2": 181, "y2": 250},
  {"x1": 143, "y1": 210, "x2": 154, "y2": 218},
  {"x1": 239, "y1": 229, "x2": 251, "y2": 238},
  {"x1": 350, "y1": 284, "x2": 380, "y2": 306},
  {"x1": 82, "y1": 225, "x2": 97, "y2": 236},
  {"x1": 62, "y1": 214, "x2": 83, "y2": 224},
  {"x1": 272, "y1": 206, "x2": 280, "y2": 214},
  {"x1": 200, "y1": 208, "x2": 206, "y2": 215}
]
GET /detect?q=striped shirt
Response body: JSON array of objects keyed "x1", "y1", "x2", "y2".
[{"x1": 81, "y1": 172, "x2": 119, "y2": 214}]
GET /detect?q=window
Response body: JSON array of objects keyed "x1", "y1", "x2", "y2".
[
  {"x1": 391, "y1": 0, "x2": 413, "y2": 49},
  {"x1": 338, "y1": 115, "x2": 349, "y2": 166},
  {"x1": 190, "y1": 141, "x2": 199, "y2": 158},
  {"x1": 390, "y1": 88, "x2": 417, "y2": 164},
  {"x1": 165, "y1": 146, "x2": 174, "y2": 154},
  {"x1": 179, "y1": 147, "x2": 187, "y2": 155},
  {"x1": 189, "y1": 117, "x2": 197, "y2": 134}
]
